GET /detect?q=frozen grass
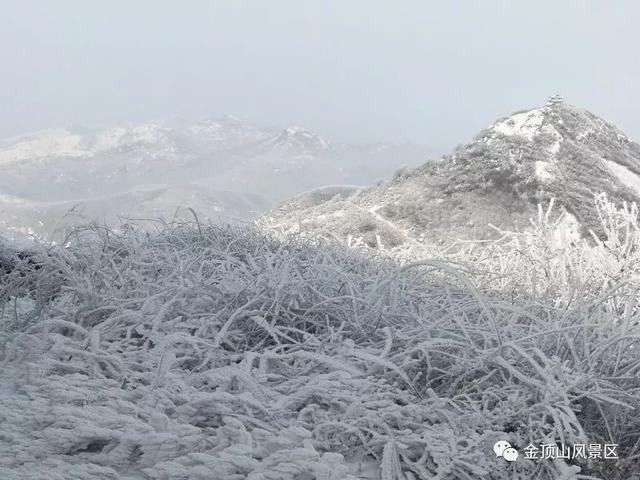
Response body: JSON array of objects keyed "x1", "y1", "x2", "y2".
[{"x1": 1, "y1": 196, "x2": 640, "y2": 479}]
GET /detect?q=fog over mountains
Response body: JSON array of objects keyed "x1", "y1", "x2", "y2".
[
  {"x1": 4, "y1": 97, "x2": 640, "y2": 252},
  {"x1": 0, "y1": 118, "x2": 432, "y2": 241}
]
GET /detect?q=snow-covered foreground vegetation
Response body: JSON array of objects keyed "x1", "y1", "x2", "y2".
[{"x1": 2, "y1": 196, "x2": 640, "y2": 479}]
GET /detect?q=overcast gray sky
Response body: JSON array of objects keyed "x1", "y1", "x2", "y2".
[{"x1": 1, "y1": 1, "x2": 639, "y2": 151}]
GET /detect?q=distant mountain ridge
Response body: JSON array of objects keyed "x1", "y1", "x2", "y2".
[
  {"x1": 265, "y1": 97, "x2": 640, "y2": 248},
  {"x1": 0, "y1": 118, "x2": 433, "y2": 241}
]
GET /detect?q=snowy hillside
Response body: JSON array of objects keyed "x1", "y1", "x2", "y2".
[
  {"x1": 2, "y1": 200, "x2": 640, "y2": 479},
  {"x1": 265, "y1": 97, "x2": 640, "y2": 248},
  {"x1": 4, "y1": 99, "x2": 640, "y2": 480},
  {"x1": 0, "y1": 119, "x2": 432, "y2": 241}
]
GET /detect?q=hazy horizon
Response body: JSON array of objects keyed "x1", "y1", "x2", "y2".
[{"x1": 2, "y1": 1, "x2": 639, "y2": 151}]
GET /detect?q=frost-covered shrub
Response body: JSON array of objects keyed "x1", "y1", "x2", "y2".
[{"x1": 1, "y1": 202, "x2": 640, "y2": 479}]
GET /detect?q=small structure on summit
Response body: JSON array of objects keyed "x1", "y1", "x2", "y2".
[{"x1": 546, "y1": 94, "x2": 564, "y2": 107}]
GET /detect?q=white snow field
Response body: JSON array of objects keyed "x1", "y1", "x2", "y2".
[
  {"x1": 491, "y1": 108, "x2": 546, "y2": 141},
  {"x1": 606, "y1": 159, "x2": 640, "y2": 197},
  {"x1": 1, "y1": 195, "x2": 640, "y2": 480}
]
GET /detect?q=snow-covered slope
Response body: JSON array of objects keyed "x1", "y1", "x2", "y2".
[
  {"x1": 2, "y1": 221, "x2": 639, "y2": 480},
  {"x1": 266, "y1": 97, "x2": 640, "y2": 247},
  {"x1": 0, "y1": 119, "x2": 433, "y2": 241}
]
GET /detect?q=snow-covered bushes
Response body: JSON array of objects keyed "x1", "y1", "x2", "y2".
[{"x1": 1, "y1": 199, "x2": 640, "y2": 479}]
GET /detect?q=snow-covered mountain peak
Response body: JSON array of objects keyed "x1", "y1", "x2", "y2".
[
  {"x1": 185, "y1": 117, "x2": 272, "y2": 148},
  {"x1": 272, "y1": 126, "x2": 330, "y2": 152},
  {"x1": 268, "y1": 101, "x2": 640, "y2": 248},
  {"x1": 472, "y1": 99, "x2": 640, "y2": 188},
  {"x1": 490, "y1": 107, "x2": 550, "y2": 141},
  {"x1": 0, "y1": 128, "x2": 86, "y2": 164},
  {"x1": 283, "y1": 125, "x2": 308, "y2": 136},
  {"x1": 126, "y1": 123, "x2": 171, "y2": 144},
  {"x1": 486, "y1": 97, "x2": 574, "y2": 143},
  {"x1": 486, "y1": 98, "x2": 631, "y2": 150},
  {"x1": 89, "y1": 123, "x2": 178, "y2": 156}
]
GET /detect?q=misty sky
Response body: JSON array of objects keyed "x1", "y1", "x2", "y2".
[{"x1": 1, "y1": 1, "x2": 639, "y2": 151}]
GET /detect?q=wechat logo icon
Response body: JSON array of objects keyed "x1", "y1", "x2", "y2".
[{"x1": 494, "y1": 440, "x2": 519, "y2": 462}]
